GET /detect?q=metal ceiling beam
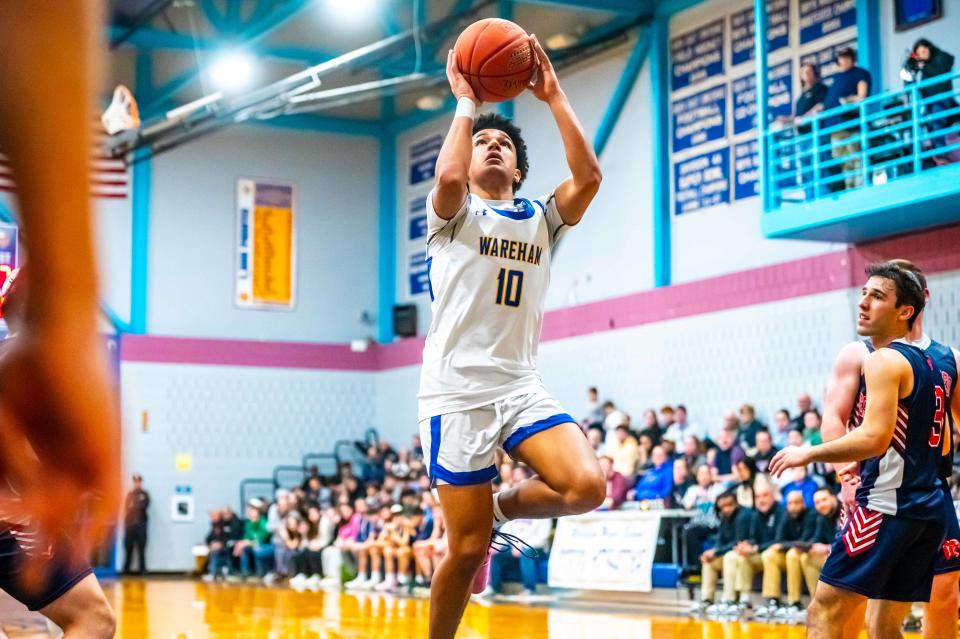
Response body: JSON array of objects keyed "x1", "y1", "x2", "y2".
[
  {"x1": 141, "y1": 0, "x2": 316, "y2": 113},
  {"x1": 110, "y1": 0, "x2": 178, "y2": 49},
  {"x1": 510, "y1": 0, "x2": 646, "y2": 14}
]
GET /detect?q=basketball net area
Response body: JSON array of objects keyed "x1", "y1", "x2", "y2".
[{"x1": 100, "y1": 84, "x2": 140, "y2": 137}]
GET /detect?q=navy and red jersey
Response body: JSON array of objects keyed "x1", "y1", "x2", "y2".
[
  {"x1": 925, "y1": 339, "x2": 958, "y2": 480},
  {"x1": 853, "y1": 340, "x2": 951, "y2": 521}
]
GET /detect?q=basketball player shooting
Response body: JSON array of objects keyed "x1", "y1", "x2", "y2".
[
  {"x1": 820, "y1": 259, "x2": 960, "y2": 639},
  {"x1": 0, "y1": 0, "x2": 121, "y2": 623},
  {"x1": 769, "y1": 263, "x2": 954, "y2": 639},
  {"x1": 418, "y1": 35, "x2": 605, "y2": 639}
]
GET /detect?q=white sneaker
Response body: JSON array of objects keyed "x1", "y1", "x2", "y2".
[
  {"x1": 689, "y1": 600, "x2": 711, "y2": 615},
  {"x1": 478, "y1": 586, "x2": 495, "y2": 599},
  {"x1": 290, "y1": 573, "x2": 307, "y2": 587},
  {"x1": 319, "y1": 576, "x2": 340, "y2": 589},
  {"x1": 755, "y1": 600, "x2": 780, "y2": 617},
  {"x1": 201, "y1": 574, "x2": 215, "y2": 583},
  {"x1": 306, "y1": 575, "x2": 321, "y2": 590},
  {"x1": 374, "y1": 575, "x2": 398, "y2": 592},
  {"x1": 366, "y1": 574, "x2": 383, "y2": 589},
  {"x1": 706, "y1": 601, "x2": 737, "y2": 616},
  {"x1": 344, "y1": 576, "x2": 369, "y2": 590},
  {"x1": 262, "y1": 573, "x2": 277, "y2": 586}
]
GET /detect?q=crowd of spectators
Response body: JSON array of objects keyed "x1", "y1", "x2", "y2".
[{"x1": 193, "y1": 385, "x2": 958, "y2": 616}]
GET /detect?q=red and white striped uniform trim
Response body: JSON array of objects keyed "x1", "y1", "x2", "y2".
[
  {"x1": 891, "y1": 403, "x2": 909, "y2": 455},
  {"x1": 843, "y1": 506, "x2": 884, "y2": 556}
]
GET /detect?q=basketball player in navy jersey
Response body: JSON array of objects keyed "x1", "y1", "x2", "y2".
[
  {"x1": 420, "y1": 38, "x2": 604, "y2": 639},
  {"x1": 821, "y1": 259, "x2": 960, "y2": 639},
  {"x1": 770, "y1": 262, "x2": 953, "y2": 639},
  {"x1": 0, "y1": 1, "x2": 120, "y2": 634}
]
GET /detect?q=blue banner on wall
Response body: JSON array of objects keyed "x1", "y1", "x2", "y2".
[
  {"x1": 408, "y1": 195, "x2": 428, "y2": 241},
  {"x1": 674, "y1": 147, "x2": 730, "y2": 215},
  {"x1": 671, "y1": 20, "x2": 725, "y2": 91},
  {"x1": 732, "y1": 60, "x2": 793, "y2": 135},
  {"x1": 799, "y1": 0, "x2": 856, "y2": 44},
  {"x1": 408, "y1": 250, "x2": 430, "y2": 296},
  {"x1": 730, "y1": 0, "x2": 791, "y2": 66},
  {"x1": 673, "y1": 85, "x2": 727, "y2": 152},
  {"x1": 799, "y1": 39, "x2": 857, "y2": 85},
  {"x1": 409, "y1": 134, "x2": 443, "y2": 186},
  {"x1": 733, "y1": 138, "x2": 761, "y2": 200}
]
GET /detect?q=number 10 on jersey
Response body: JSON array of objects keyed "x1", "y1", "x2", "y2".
[{"x1": 496, "y1": 268, "x2": 524, "y2": 307}]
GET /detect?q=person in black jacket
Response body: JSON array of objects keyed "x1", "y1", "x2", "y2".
[
  {"x1": 910, "y1": 39, "x2": 959, "y2": 153},
  {"x1": 730, "y1": 478, "x2": 784, "y2": 611},
  {"x1": 123, "y1": 473, "x2": 151, "y2": 574},
  {"x1": 694, "y1": 490, "x2": 754, "y2": 613},
  {"x1": 757, "y1": 490, "x2": 815, "y2": 616},
  {"x1": 782, "y1": 487, "x2": 840, "y2": 618},
  {"x1": 203, "y1": 510, "x2": 230, "y2": 581}
]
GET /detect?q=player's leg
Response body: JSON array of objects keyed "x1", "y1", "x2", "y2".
[
  {"x1": 922, "y1": 572, "x2": 959, "y2": 639},
  {"x1": 864, "y1": 600, "x2": 912, "y2": 639},
  {"x1": 38, "y1": 574, "x2": 115, "y2": 639},
  {"x1": 497, "y1": 421, "x2": 604, "y2": 520},
  {"x1": 807, "y1": 582, "x2": 866, "y2": 639},
  {"x1": 430, "y1": 483, "x2": 494, "y2": 639}
]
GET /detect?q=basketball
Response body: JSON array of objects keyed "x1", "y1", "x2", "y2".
[{"x1": 453, "y1": 18, "x2": 536, "y2": 103}]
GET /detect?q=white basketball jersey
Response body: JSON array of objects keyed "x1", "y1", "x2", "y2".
[{"x1": 417, "y1": 188, "x2": 567, "y2": 421}]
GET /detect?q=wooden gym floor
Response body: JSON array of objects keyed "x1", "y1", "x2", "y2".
[{"x1": 0, "y1": 578, "x2": 928, "y2": 638}]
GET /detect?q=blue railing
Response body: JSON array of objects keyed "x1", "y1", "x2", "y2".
[{"x1": 766, "y1": 69, "x2": 960, "y2": 208}]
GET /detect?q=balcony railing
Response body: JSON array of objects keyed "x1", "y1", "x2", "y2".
[{"x1": 765, "y1": 69, "x2": 960, "y2": 208}]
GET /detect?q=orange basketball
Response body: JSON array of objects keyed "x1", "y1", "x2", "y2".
[{"x1": 453, "y1": 18, "x2": 536, "y2": 103}]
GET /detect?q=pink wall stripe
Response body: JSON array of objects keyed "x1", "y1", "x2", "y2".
[{"x1": 120, "y1": 223, "x2": 960, "y2": 372}]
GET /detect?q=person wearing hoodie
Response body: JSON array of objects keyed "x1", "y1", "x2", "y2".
[{"x1": 694, "y1": 490, "x2": 754, "y2": 614}]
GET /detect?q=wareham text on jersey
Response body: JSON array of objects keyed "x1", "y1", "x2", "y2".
[{"x1": 477, "y1": 236, "x2": 543, "y2": 265}]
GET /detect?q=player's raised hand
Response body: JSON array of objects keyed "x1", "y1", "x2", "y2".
[
  {"x1": 528, "y1": 35, "x2": 560, "y2": 102},
  {"x1": 446, "y1": 49, "x2": 479, "y2": 104},
  {"x1": 768, "y1": 445, "x2": 810, "y2": 478}
]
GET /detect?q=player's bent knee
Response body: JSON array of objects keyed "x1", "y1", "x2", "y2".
[{"x1": 563, "y1": 467, "x2": 605, "y2": 514}]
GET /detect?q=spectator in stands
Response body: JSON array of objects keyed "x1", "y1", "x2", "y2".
[
  {"x1": 696, "y1": 490, "x2": 754, "y2": 613},
  {"x1": 802, "y1": 410, "x2": 823, "y2": 445},
  {"x1": 343, "y1": 476, "x2": 363, "y2": 502},
  {"x1": 681, "y1": 464, "x2": 723, "y2": 574},
  {"x1": 267, "y1": 490, "x2": 292, "y2": 537},
  {"x1": 663, "y1": 405, "x2": 706, "y2": 445},
  {"x1": 602, "y1": 400, "x2": 626, "y2": 445},
  {"x1": 203, "y1": 510, "x2": 229, "y2": 582},
  {"x1": 410, "y1": 434, "x2": 423, "y2": 462},
  {"x1": 234, "y1": 503, "x2": 274, "y2": 581},
  {"x1": 729, "y1": 477, "x2": 784, "y2": 609},
  {"x1": 790, "y1": 394, "x2": 814, "y2": 432},
  {"x1": 413, "y1": 498, "x2": 446, "y2": 588},
  {"x1": 365, "y1": 505, "x2": 397, "y2": 590},
  {"x1": 322, "y1": 501, "x2": 360, "y2": 587},
  {"x1": 782, "y1": 466, "x2": 819, "y2": 508},
  {"x1": 707, "y1": 427, "x2": 745, "y2": 484},
  {"x1": 639, "y1": 409, "x2": 662, "y2": 445},
  {"x1": 780, "y1": 64, "x2": 828, "y2": 199},
  {"x1": 584, "y1": 386, "x2": 604, "y2": 427},
  {"x1": 498, "y1": 459, "x2": 515, "y2": 491},
  {"x1": 670, "y1": 458, "x2": 694, "y2": 508},
  {"x1": 786, "y1": 488, "x2": 841, "y2": 618},
  {"x1": 364, "y1": 446, "x2": 387, "y2": 484},
  {"x1": 636, "y1": 432, "x2": 654, "y2": 471},
  {"x1": 484, "y1": 515, "x2": 553, "y2": 600},
  {"x1": 598, "y1": 455, "x2": 629, "y2": 511},
  {"x1": 290, "y1": 504, "x2": 334, "y2": 588},
  {"x1": 634, "y1": 446, "x2": 674, "y2": 501},
  {"x1": 610, "y1": 424, "x2": 641, "y2": 479},
  {"x1": 305, "y1": 476, "x2": 325, "y2": 506},
  {"x1": 910, "y1": 39, "x2": 959, "y2": 151},
  {"x1": 388, "y1": 449, "x2": 413, "y2": 480},
  {"x1": 585, "y1": 425, "x2": 605, "y2": 456},
  {"x1": 734, "y1": 458, "x2": 758, "y2": 508},
  {"x1": 820, "y1": 47, "x2": 872, "y2": 191},
  {"x1": 681, "y1": 435, "x2": 706, "y2": 471},
  {"x1": 345, "y1": 502, "x2": 384, "y2": 589},
  {"x1": 377, "y1": 506, "x2": 419, "y2": 592},
  {"x1": 658, "y1": 405, "x2": 675, "y2": 431},
  {"x1": 737, "y1": 404, "x2": 764, "y2": 450},
  {"x1": 273, "y1": 512, "x2": 302, "y2": 581},
  {"x1": 301, "y1": 465, "x2": 321, "y2": 491},
  {"x1": 772, "y1": 408, "x2": 793, "y2": 449},
  {"x1": 123, "y1": 473, "x2": 150, "y2": 575},
  {"x1": 753, "y1": 430, "x2": 778, "y2": 474},
  {"x1": 221, "y1": 506, "x2": 245, "y2": 572},
  {"x1": 756, "y1": 490, "x2": 815, "y2": 617}
]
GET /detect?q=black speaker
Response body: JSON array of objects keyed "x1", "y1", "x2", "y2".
[{"x1": 393, "y1": 304, "x2": 418, "y2": 337}]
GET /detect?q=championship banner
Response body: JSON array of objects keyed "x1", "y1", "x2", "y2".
[
  {"x1": 674, "y1": 146, "x2": 731, "y2": 215},
  {"x1": 670, "y1": 20, "x2": 725, "y2": 91},
  {"x1": 548, "y1": 511, "x2": 661, "y2": 592},
  {"x1": 0, "y1": 222, "x2": 18, "y2": 321},
  {"x1": 409, "y1": 134, "x2": 443, "y2": 186},
  {"x1": 732, "y1": 60, "x2": 794, "y2": 135},
  {"x1": 799, "y1": 0, "x2": 856, "y2": 44},
  {"x1": 734, "y1": 138, "x2": 761, "y2": 200},
  {"x1": 672, "y1": 85, "x2": 727, "y2": 153},
  {"x1": 235, "y1": 178, "x2": 296, "y2": 310},
  {"x1": 730, "y1": 0, "x2": 791, "y2": 67}
]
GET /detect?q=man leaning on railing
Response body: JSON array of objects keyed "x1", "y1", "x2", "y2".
[
  {"x1": 776, "y1": 63, "x2": 828, "y2": 200},
  {"x1": 807, "y1": 48, "x2": 872, "y2": 193}
]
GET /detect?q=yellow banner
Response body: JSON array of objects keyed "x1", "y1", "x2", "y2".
[{"x1": 252, "y1": 205, "x2": 293, "y2": 304}]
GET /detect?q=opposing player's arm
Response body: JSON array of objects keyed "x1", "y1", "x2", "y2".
[
  {"x1": 770, "y1": 350, "x2": 909, "y2": 475},
  {"x1": 821, "y1": 341, "x2": 867, "y2": 443},
  {"x1": 951, "y1": 348, "x2": 960, "y2": 445},
  {"x1": 432, "y1": 50, "x2": 477, "y2": 220},
  {"x1": 528, "y1": 36, "x2": 601, "y2": 226}
]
